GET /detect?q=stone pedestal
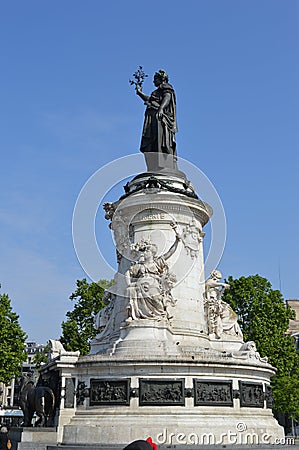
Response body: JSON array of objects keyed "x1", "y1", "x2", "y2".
[
  {"x1": 9, "y1": 427, "x2": 57, "y2": 450},
  {"x1": 59, "y1": 352, "x2": 283, "y2": 446},
  {"x1": 40, "y1": 171, "x2": 284, "y2": 446}
]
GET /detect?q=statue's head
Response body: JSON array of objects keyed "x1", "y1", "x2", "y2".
[
  {"x1": 148, "y1": 242, "x2": 158, "y2": 256},
  {"x1": 133, "y1": 239, "x2": 158, "y2": 259},
  {"x1": 154, "y1": 69, "x2": 169, "y2": 86},
  {"x1": 211, "y1": 269, "x2": 222, "y2": 280},
  {"x1": 143, "y1": 242, "x2": 158, "y2": 259}
]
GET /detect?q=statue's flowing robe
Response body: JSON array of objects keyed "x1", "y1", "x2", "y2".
[
  {"x1": 127, "y1": 258, "x2": 168, "y2": 320},
  {"x1": 140, "y1": 82, "x2": 177, "y2": 156}
]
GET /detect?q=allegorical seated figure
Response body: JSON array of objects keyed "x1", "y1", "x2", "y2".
[
  {"x1": 125, "y1": 226, "x2": 180, "y2": 321},
  {"x1": 204, "y1": 270, "x2": 243, "y2": 339},
  {"x1": 135, "y1": 69, "x2": 178, "y2": 172}
]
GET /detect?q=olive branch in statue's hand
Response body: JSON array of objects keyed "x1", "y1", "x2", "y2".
[{"x1": 129, "y1": 66, "x2": 148, "y2": 91}]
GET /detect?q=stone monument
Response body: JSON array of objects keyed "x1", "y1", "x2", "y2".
[{"x1": 40, "y1": 69, "x2": 284, "y2": 447}]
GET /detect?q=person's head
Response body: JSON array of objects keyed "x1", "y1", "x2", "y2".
[
  {"x1": 123, "y1": 438, "x2": 158, "y2": 450},
  {"x1": 153, "y1": 69, "x2": 168, "y2": 87}
]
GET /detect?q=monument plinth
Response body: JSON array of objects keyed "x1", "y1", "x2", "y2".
[{"x1": 40, "y1": 69, "x2": 284, "y2": 447}]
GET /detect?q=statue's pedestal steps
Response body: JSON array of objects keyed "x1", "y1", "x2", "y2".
[
  {"x1": 9, "y1": 427, "x2": 57, "y2": 450},
  {"x1": 46, "y1": 444, "x2": 299, "y2": 450}
]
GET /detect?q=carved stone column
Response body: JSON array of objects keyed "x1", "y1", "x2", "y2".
[{"x1": 90, "y1": 172, "x2": 213, "y2": 355}]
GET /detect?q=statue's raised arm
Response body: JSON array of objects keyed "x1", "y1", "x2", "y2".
[{"x1": 162, "y1": 222, "x2": 181, "y2": 260}]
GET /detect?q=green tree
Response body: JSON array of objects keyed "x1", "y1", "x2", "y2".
[
  {"x1": 33, "y1": 342, "x2": 51, "y2": 368},
  {"x1": 222, "y1": 274, "x2": 299, "y2": 417},
  {"x1": 271, "y1": 375, "x2": 299, "y2": 420},
  {"x1": 60, "y1": 279, "x2": 112, "y2": 355},
  {"x1": 0, "y1": 287, "x2": 27, "y2": 384}
]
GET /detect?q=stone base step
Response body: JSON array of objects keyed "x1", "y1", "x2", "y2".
[
  {"x1": 13, "y1": 443, "x2": 57, "y2": 450},
  {"x1": 46, "y1": 443, "x2": 299, "y2": 450},
  {"x1": 9, "y1": 427, "x2": 57, "y2": 450},
  {"x1": 47, "y1": 447, "x2": 123, "y2": 450}
]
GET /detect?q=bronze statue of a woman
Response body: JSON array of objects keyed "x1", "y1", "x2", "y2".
[{"x1": 133, "y1": 69, "x2": 178, "y2": 172}]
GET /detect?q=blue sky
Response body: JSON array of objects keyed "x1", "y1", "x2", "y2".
[{"x1": 0, "y1": 1, "x2": 298, "y2": 343}]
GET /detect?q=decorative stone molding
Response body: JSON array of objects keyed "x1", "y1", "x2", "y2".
[
  {"x1": 123, "y1": 175, "x2": 198, "y2": 200},
  {"x1": 231, "y1": 341, "x2": 268, "y2": 363},
  {"x1": 103, "y1": 201, "x2": 117, "y2": 220},
  {"x1": 47, "y1": 340, "x2": 80, "y2": 362},
  {"x1": 181, "y1": 219, "x2": 203, "y2": 258},
  {"x1": 105, "y1": 193, "x2": 212, "y2": 228}
]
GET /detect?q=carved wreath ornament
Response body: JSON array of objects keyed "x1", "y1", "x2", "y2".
[{"x1": 181, "y1": 220, "x2": 203, "y2": 259}]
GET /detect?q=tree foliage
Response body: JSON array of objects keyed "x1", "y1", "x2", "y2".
[
  {"x1": 60, "y1": 279, "x2": 111, "y2": 355},
  {"x1": 272, "y1": 375, "x2": 299, "y2": 420},
  {"x1": 0, "y1": 287, "x2": 27, "y2": 384},
  {"x1": 33, "y1": 342, "x2": 51, "y2": 368},
  {"x1": 222, "y1": 274, "x2": 299, "y2": 418}
]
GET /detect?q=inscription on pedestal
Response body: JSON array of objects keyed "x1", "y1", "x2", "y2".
[
  {"x1": 239, "y1": 382, "x2": 264, "y2": 408},
  {"x1": 194, "y1": 380, "x2": 233, "y2": 406},
  {"x1": 139, "y1": 379, "x2": 185, "y2": 406},
  {"x1": 90, "y1": 379, "x2": 130, "y2": 406}
]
